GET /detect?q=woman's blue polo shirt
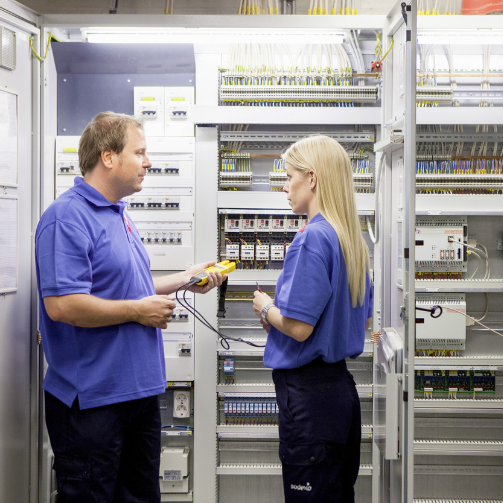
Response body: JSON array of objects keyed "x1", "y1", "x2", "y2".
[
  {"x1": 264, "y1": 213, "x2": 373, "y2": 370},
  {"x1": 35, "y1": 177, "x2": 166, "y2": 409}
]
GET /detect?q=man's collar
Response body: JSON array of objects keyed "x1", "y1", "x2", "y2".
[{"x1": 71, "y1": 177, "x2": 127, "y2": 210}]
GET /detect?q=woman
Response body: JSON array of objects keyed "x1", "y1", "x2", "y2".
[{"x1": 253, "y1": 135, "x2": 373, "y2": 503}]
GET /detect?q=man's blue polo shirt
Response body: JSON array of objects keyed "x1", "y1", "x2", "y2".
[
  {"x1": 35, "y1": 177, "x2": 166, "y2": 409},
  {"x1": 264, "y1": 213, "x2": 373, "y2": 370}
]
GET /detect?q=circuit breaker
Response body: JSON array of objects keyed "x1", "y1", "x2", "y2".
[
  {"x1": 134, "y1": 87, "x2": 165, "y2": 137},
  {"x1": 164, "y1": 87, "x2": 195, "y2": 137},
  {"x1": 163, "y1": 293, "x2": 194, "y2": 381},
  {"x1": 55, "y1": 137, "x2": 81, "y2": 194},
  {"x1": 159, "y1": 446, "x2": 190, "y2": 494}
]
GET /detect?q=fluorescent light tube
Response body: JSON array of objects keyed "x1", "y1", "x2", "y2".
[{"x1": 84, "y1": 28, "x2": 346, "y2": 45}]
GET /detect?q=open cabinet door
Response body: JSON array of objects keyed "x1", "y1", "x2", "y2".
[{"x1": 374, "y1": 1, "x2": 416, "y2": 503}]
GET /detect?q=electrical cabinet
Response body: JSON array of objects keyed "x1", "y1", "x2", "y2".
[{"x1": 40, "y1": 7, "x2": 503, "y2": 503}]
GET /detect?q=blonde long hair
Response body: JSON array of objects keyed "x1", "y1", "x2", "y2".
[{"x1": 283, "y1": 135, "x2": 370, "y2": 307}]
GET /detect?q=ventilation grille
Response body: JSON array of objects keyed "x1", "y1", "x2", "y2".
[{"x1": 0, "y1": 27, "x2": 16, "y2": 71}]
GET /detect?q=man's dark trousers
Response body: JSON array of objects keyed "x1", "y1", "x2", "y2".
[{"x1": 45, "y1": 391, "x2": 161, "y2": 503}]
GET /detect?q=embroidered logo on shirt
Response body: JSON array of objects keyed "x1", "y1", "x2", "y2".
[
  {"x1": 123, "y1": 212, "x2": 132, "y2": 233},
  {"x1": 291, "y1": 482, "x2": 312, "y2": 492}
]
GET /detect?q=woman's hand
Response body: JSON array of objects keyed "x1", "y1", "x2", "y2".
[
  {"x1": 260, "y1": 319, "x2": 270, "y2": 334},
  {"x1": 253, "y1": 291, "x2": 273, "y2": 318}
]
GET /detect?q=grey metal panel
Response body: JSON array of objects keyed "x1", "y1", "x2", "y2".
[
  {"x1": 52, "y1": 43, "x2": 195, "y2": 135},
  {"x1": 0, "y1": 6, "x2": 38, "y2": 503},
  {"x1": 51, "y1": 43, "x2": 195, "y2": 75}
]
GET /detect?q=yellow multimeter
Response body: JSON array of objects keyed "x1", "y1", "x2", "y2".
[{"x1": 191, "y1": 260, "x2": 236, "y2": 286}]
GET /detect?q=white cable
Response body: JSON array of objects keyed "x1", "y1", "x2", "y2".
[
  {"x1": 469, "y1": 250, "x2": 482, "y2": 279},
  {"x1": 436, "y1": 303, "x2": 501, "y2": 337},
  {"x1": 450, "y1": 240, "x2": 490, "y2": 280},
  {"x1": 367, "y1": 153, "x2": 385, "y2": 245},
  {"x1": 477, "y1": 242, "x2": 490, "y2": 279}
]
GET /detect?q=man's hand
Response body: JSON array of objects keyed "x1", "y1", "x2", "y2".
[
  {"x1": 185, "y1": 261, "x2": 226, "y2": 294},
  {"x1": 132, "y1": 295, "x2": 176, "y2": 329}
]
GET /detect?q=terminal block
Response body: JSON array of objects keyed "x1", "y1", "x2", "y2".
[
  {"x1": 223, "y1": 395, "x2": 278, "y2": 425},
  {"x1": 219, "y1": 172, "x2": 253, "y2": 188},
  {"x1": 416, "y1": 173, "x2": 503, "y2": 192},
  {"x1": 269, "y1": 171, "x2": 287, "y2": 189},
  {"x1": 416, "y1": 86, "x2": 453, "y2": 103},
  {"x1": 353, "y1": 173, "x2": 374, "y2": 191},
  {"x1": 220, "y1": 82, "x2": 379, "y2": 105}
]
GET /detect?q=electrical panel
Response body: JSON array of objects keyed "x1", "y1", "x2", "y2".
[
  {"x1": 415, "y1": 294, "x2": 466, "y2": 352},
  {"x1": 220, "y1": 212, "x2": 306, "y2": 270},
  {"x1": 159, "y1": 446, "x2": 190, "y2": 494},
  {"x1": 218, "y1": 131, "x2": 375, "y2": 193}
]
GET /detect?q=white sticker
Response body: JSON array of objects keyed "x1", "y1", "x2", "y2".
[{"x1": 164, "y1": 470, "x2": 182, "y2": 481}]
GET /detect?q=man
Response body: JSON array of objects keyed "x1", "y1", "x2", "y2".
[{"x1": 36, "y1": 111, "x2": 222, "y2": 503}]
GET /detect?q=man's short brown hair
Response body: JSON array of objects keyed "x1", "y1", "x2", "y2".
[{"x1": 78, "y1": 112, "x2": 144, "y2": 176}]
